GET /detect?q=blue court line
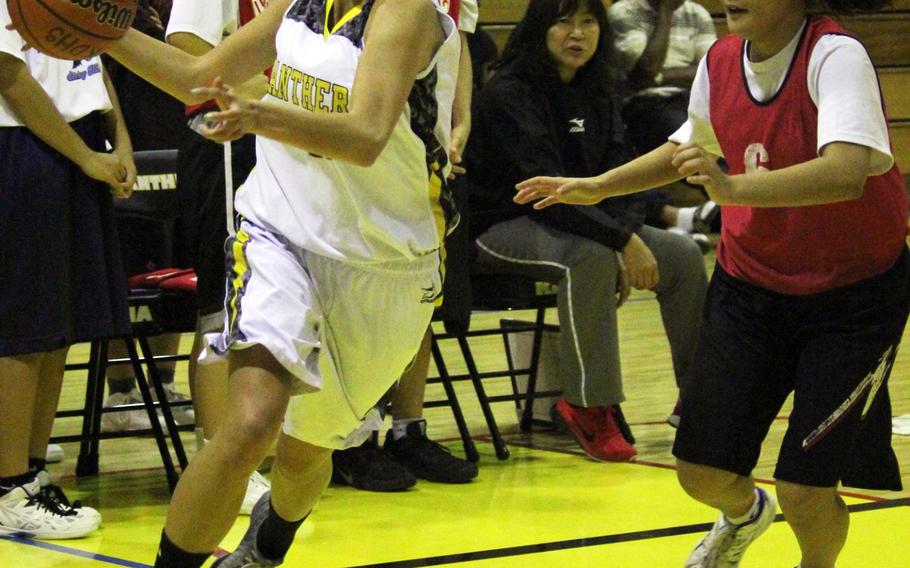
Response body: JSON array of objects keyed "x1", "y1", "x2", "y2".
[{"x1": 0, "y1": 534, "x2": 152, "y2": 567}]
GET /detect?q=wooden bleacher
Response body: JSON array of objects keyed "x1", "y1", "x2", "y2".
[{"x1": 477, "y1": 0, "x2": 910, "y2": 174}]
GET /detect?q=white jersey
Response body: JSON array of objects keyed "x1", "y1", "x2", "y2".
[
  {"x1": 0, "y1": 5, "x2": 111, "y2": 127},
  {"x1": 166, "y1": 0, "x2": 268, "y2": 46},
  {"x1": 236, "y1": 0, "x2": 460, "y2": 268}
]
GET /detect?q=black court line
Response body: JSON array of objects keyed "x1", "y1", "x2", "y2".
[
  {"x1": 0, "y1": 534, "x2": 152, "y2": 567},
  {"x1": 347, "y1": 499, "x2": 910, "y2": 568}
]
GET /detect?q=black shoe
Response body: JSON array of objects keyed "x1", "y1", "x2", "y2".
[
  {"x1": 692, "y1": 201, "x2": 720, "y2": 234},
  {"x1": 331, "y1": 440, "x2": 416, "y2": 492},
  {"x1": 384, "y1": 420, "x2": 478, "y2": 484}
]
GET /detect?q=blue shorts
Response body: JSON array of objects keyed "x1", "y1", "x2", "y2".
[
  {"x1": 673, "y1": 249, "x2": 910, "y2": 490},
  {"x1": 0, "y1": 113, "x2": 130, "y2": 356}
]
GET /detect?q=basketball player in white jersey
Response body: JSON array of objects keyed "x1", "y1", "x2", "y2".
[{"x1": 106, "y1": 0, "x2": 460, "y2": 565}]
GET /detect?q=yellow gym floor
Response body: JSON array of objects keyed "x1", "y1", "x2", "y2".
[
  {"x1": 1, "y1": 437, "x2": 908, "y2": 567},
  {"x1": 2, "y1": 256, "x2": 909, "y2": 566}
]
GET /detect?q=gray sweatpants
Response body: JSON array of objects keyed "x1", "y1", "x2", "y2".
[{"x1": 474, "y1": 218, "x2": 707, "y2": 407}]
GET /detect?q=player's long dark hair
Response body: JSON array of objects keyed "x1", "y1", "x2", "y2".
[
  {"x1": 809, "y1": 0, "x2": 892, "y2": 13},
  {"x1": 494, "y1": 0, "x2": 619, "y2": 94}
]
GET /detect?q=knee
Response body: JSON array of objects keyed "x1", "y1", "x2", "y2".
[
  {"x1": 676, "y1": 460, "x2": 740, "y2": 503},
  {"x1": 217, "y1": 409, "x2": 283, "y2": 467},
  {"x1": 776, "y1": 480, "x2": 839, "y2": 524}
]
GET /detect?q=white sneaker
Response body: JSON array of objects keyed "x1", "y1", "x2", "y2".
[
  {"x1": 0, "y1": 479, "x2": 100, "y2": 539},
  {"x1": 45, "y1": 444, "x2": 65, "y2": 464},
  {"x1": 160, "y1": 383, "x2": 195, "y2": 426},
  {"x1": 101, "y1": 390, "x2": 154, "y2": 432},
  {"x1": 684, "y1": 488, "x2": 777, "y2": 567},
  {"x1": 240, "y1": 471, "x2": 271, "y2": 516}
]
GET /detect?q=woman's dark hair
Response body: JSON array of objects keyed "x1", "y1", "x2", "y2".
[
  {"x1": 809, "y1": 0, "x2": 892, "y2": 13},
  {"x1": 494, "y1": 0, "x2": 617, "y2": 92}
]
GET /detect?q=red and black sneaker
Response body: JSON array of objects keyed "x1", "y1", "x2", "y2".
[{"x1": 553, "y1": 399, "x2": 637, "y2": 462}]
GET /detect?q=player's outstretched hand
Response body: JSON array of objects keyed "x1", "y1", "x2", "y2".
[
  {"x1": 192, "y1": 77, "x2": 258, "y2": 143},
  {"x1": 671, "y1": 143, "x2": 734, "y2": 203},
  {"x1": 514, "y1": 176, "x2": 605, "y2": 209}
]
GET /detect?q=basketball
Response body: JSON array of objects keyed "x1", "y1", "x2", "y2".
[{"x1": 6, "y1": 0, "x2": 137, "y2": 60}]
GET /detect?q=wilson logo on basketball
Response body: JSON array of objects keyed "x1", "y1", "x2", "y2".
[
  {"x1": 69, "y1": 0, "x2": 133, "y2": 29},
  {"x1": 7, "y1": 0, "x2": 138, "y2": 60}
]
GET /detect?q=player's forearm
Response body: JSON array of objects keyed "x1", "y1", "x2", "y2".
[
  {"x1": 252, "y1": 99, "x2": 388, "y2": 166},
  {"x1": 168, "y1": 32, "x2": 271, "y2": 102},
  {"x1": 0, "y1": 59, "x2": 93, "y2": 166},
  {"x1": 595, "y1": 141, "x2": 684, "y2": 197},
  {"x1": 109, "y1": 4, "x2": 280, "y2": 105},
  {"x1": 725, "y1": 144, "x2": 871, "y2": 207},
  {"x1": 107, "y1": 28, "x2": 211, "y2": 103}
]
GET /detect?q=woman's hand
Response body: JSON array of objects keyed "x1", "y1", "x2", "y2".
[
  {"x1": 80, "y1": 151, "x2": 132, "y2": 198},
  {"x1": 192, "y1": 77, "x2": 262, "y2": 142},
  {"x1": 671, "y1": 143, "x2": 735, "y2": 204},
  {"x1": 616, "y1": 253, "x2": 631, "y2": 307},
  {"x1": 514, "y1": 176, "x2": 605, "y2": 209},
  {"x1": 447, "y1": 122, "x2": 469, "y2": 179},
  {"x1": 620, "y1": 233, "x2": 659, "y2": 290},
  {"x1": 111, "y1": 150, "x2": 137, "y2": 198}
]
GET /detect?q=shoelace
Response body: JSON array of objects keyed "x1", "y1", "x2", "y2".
[
  {"x1": 25, "y1": 491, "x2": 77, "y2": 517},
  {"x1": 42, "y1": 484, "x2": 82, "y2": 511},
  {"x1": 721, "y1": 513, "x2": 763, "y2": 561}
]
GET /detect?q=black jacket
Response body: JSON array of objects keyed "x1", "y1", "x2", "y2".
[{"x1": 466, "y1": 65, "x2": 646, "y2": 251}]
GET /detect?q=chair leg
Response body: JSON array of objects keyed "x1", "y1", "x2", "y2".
[
  {"x1": 429, "y1": 336, "x2": 479, "y2": 463},
  {"x1": 457, "y1": 335, "x2": 510, "y2": 460},
  {"x1": 124, "y1": 338, "x2": 179, "y2": 492},
  {"x1": 76, "y1": 340, "x2": 107, "y2": 477},
  {"x1": 137, "y1": 335, "x2": 188, "y2": 470},
  {"x1": 519, "y1": 307, "x2": 548, "y2": 432}
]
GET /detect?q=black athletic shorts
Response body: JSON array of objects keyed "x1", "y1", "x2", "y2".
[
  {"x1": 0, "y1": 114, "x2": 130, "y2": 356},
  {"x1": 673, "y1": 249, "x2": 910, "y2": 490},
  {"x1": 176, "y1": 128, "x2": 256, "y2": 319}
]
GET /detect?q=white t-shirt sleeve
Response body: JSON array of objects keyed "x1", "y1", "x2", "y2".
[
  {"x1": 809, "y1": 35, "x2": 893, "y2": 175},
  {"x1": 0, "y1": 4, "x2": 27, "y2": 62},
  {"x1": 457, "y1": 0, "x2": 478, "y2": 33},
  {"x1": 668, "y1": 55, "x2": 723, "y2": 156},
  {"x1": 166, "y1": 0, "x2": 235, "y2": 47}
]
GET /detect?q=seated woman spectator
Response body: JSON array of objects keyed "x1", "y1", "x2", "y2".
[{"x1": 465, "y1": 0, "x2": 708, "y2": 461}]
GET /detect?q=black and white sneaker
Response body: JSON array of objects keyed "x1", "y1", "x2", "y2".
[
  {"x1": 332, "y1": 440, "x2": 416, "y2": 492},
  {"x1": 0, "y1": 479, "x2": 100, "y2": 539},
  {"x1": 212, "y1": 493, "x2": 281, "y2": 567},
  {"x1": 384, "y1": 420, "x2": 478, "y2": 484}
]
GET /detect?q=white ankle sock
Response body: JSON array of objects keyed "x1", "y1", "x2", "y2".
[
  {"x1": 391, "y1": 418, "x2": 422, "y2": 440},
  {"x1": 675, "y1": 207, "x2": 697, "y2": 232},
  {"x1": 726, "y1": 488, "x2": 762, "y2": 525}
]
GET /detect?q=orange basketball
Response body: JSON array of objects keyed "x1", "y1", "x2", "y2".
[{"x1": 6, "y1": 0, "x2": 137, "y2": 60}]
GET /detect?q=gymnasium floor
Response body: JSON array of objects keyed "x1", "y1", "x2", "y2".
[{"x1": 2, "y1": 255, "x2": 909, "y2": 567}]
